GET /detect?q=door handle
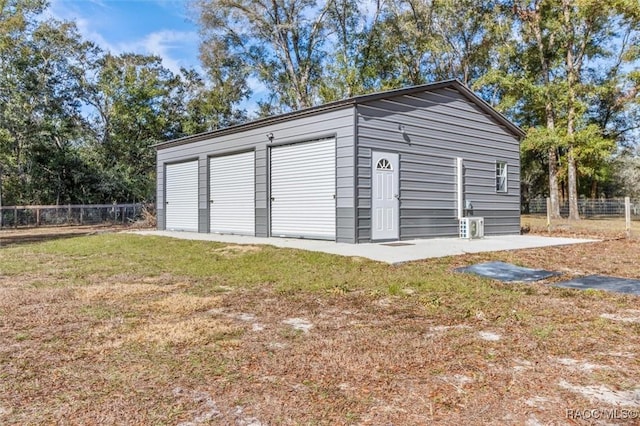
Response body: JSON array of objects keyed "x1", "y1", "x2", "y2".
[
  {"x1": 210, "y1": 200, "x2": 214, "y2": 204},
  {"x1": 394, "y1": 194, "x2": 400, "y2": 199}
]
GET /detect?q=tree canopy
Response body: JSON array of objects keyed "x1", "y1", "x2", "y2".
[
  {"x1": 192, "y1": 0, "x2": 640, "y2": 215},
  {"x1": 0, "y1": 0, "x2": 638, "y2": 213},
  {"x1": 0, "y1": 0, "x2": 245, "y2": 205}
]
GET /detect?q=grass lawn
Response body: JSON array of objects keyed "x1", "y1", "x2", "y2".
[{"x1": 1, "y1": 229, "x2": 639, "y2": 425}]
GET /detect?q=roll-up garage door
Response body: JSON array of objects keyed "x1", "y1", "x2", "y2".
[
  {"x1": 270, "y1": 139, "x2": 336, "y2": 239},
  {"x1": 165, "y1": 160, "x2": 199, "y2": 232},
  {"x1": 209, "y1": 151, "x2": 255, "y2": 235}
]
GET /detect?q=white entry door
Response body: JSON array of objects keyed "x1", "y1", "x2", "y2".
[
  {"x1": 270, "y1": 139, "x2": 336, "y2": 239},
  {"x1": 165, "y1": 160, "x2": 199, "y2": 232},
  {"x1": 209, "y1": 151, "x2": 255, "y2": 235},
  {"x1": 372, "y1": 151, "x2": 399, "y2": 240}
]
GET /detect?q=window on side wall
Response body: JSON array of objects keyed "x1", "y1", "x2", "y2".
[{"x1": 496, "y1": 162, "x2": 508, "y2": 193}]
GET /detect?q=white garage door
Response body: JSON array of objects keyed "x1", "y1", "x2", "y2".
[
  {"x1": 271, "y1": 139, "x2": 336, "y2": 239},
  {"x1": 209, "y1": 151, "x2": 255, "y2": 235},
  {"x1": 165, "y1": 160, "x2": 199, "y2": 232}
]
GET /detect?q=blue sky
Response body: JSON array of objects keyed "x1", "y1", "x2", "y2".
[{"x1": 49, "y1": 0, "x2": 201, "y2": 74}]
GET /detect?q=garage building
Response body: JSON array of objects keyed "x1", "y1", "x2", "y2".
[{"x1": 155, "y1": 79, "x2": 524, "y2": 243}]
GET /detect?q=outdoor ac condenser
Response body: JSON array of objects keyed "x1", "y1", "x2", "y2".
[{"x1": 459, "y1": 217, "x2": 484, "y2": 239}]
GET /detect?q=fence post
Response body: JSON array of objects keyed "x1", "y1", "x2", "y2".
[
  {"x1": 80, "y1": 206, "x2": 83, "y2": 225},
  {"x1": 546, "y1": 197, "x2": 551, "y2": 234},
  {"x1": 14, "y1": 206, "x2": 17, "y2": 229},
  {"x1": 36, "y1": 208, "x2": 40, "y2": 227},
  {"x1": 625, "y1": 196, "x2": 631, "y2": 239}
]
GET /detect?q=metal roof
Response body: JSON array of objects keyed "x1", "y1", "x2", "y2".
[{"x1": 155, "y1": 79, "x2": 525, "y2": 150}]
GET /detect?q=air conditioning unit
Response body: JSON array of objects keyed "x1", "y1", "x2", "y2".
[{"x1": 459, "y1": 217, "x2": 484, "y2": 239}]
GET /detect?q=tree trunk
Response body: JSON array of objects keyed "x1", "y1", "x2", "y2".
[
  {"x1": 548, "y1": 147, "x2": 561, "y2": 218},
  {"x1": 563, "y1": 0, "x2": 580, "y2": 220},
  {"x1": 526, "y1": 1, "x2": 562, "y2": 219},
  {"x1": 567, "y1": 148, "x2": 579, "y2": 220},
  {"x1": 545, "y1": 94, "x2": 561, "y2": 219}
]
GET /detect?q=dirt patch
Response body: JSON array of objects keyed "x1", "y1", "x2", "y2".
[
  {"x1": 559, "y1": 381, "x2": 640, "y2": 407},
  {"x1": 172, "y1": 387, "x2": 221, "y2": 425},
  {"x1": 0, "y1": 224, "x2": 138, "y2": 247},
  {"x1": 555, "y1": 357, "x2": 610, "y2": 372},
  {"x1": 212, "y1": 245, "x2": 262, "y2": 257},
  {"x1": 478, "y1": 331, "x2": 501, "y2": 341},
  {"x1": 600, "y1": 310, "x2": 640, "y2": 323},
  {"x1": 282, "y1": 317, "x2": 314, "y2": 333}
]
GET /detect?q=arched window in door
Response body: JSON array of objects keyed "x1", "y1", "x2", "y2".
[{"x1": 376, "y1": 158, "x2": 392, "y2": 170}]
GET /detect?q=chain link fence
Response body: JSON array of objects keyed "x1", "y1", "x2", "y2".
[
  {"x1": 527, "y1": 197, "x2": 640, "y2": 219},
  {"x1": 0, "y1": 203, "x2": 154, "y2": 229}
]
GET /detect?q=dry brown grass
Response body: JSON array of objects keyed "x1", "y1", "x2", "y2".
[
  {"x1": 0, "y1": 225, "x2": 639, "y2": 425},
  {"x1": 522, "y1": 214, "x2": 640, "y2": 239}
]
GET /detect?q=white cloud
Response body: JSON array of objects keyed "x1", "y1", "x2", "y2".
[
  {"x1": 47, "y1": 0, "x2": 200, "y2": 75},
  {"x1": 119, "y1": 30, "x2": 200, "y2": 74},
  {"x1": 74, "y1": 16, "x2": 119, "y2": 52}
]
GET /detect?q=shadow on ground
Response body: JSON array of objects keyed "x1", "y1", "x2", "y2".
[{"x1": 0, "y1": 225, "x2": 134, "y2": 248}]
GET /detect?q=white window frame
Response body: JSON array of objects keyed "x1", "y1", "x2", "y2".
[{"x1": 496, "y1": 161, "x2": 508, "y2": 193}]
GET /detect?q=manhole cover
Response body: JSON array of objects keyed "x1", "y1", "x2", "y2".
[{"x1": 381, "y1": 242, "x2": 415, "y2": 247}]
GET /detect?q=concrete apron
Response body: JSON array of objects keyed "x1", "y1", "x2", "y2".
[{"x1": 131, "y1": 230, "x2": 598, "y2": 265}]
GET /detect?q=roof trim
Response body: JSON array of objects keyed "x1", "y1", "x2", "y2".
[{"x1": 155, "y1": 79, "x2": 525, "y2": 150}]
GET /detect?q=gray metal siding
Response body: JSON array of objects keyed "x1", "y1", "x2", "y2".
[
  {"x1": 356, "y1": 87, "x2": 520, "y2": 242},
  {"x1": 157, "y1": 108, "x2": 355, "y2": 242},
  {"x1": 156, "y1": 149, "x2": 164, "y2": 229}
]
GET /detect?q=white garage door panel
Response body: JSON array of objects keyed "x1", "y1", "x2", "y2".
[
  {"x1": 271, "y1": 139, "x2": 336, "y2": 239},
  {"x1": 210, "y1": 151, "x2": 255, "y2": 235},
  {"x1": 165, "y1": 161, "x2": 199, "y2": 232}
]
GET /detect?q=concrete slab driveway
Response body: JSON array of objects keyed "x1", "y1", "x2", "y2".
[{"x1": 133, "y1": 231, "x2": 597, "y2": 264}]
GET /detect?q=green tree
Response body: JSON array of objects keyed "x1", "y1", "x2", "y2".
[
  {"x1": 359, "y1": 0, "x2": 510, "y2": 88},
  {"x1": 194, "y1": 0, "x2": 336, "y2": 112},
  {"x1": 83, "y1": 53, "x2": 184, "y2": 202},
  {"x1": 1, "y1": 1, "x2": 243, "y2": 206},
  {"x1": 176, "y1": 68, "x2": 247, "y2": 135},
  {"x1": 317, "y1": 0, "x2": 372, "y2": 101},
  {"x1": 486, "y1": 0, "x2": 639, "y2": 218},
  {"x1": 0, "y1": 1, "x2": 98, "y2": 204}
]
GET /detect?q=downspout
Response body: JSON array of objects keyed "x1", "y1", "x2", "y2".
[{"x1": 457, "y1": 157, "x2": 464, "y2": 220}]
